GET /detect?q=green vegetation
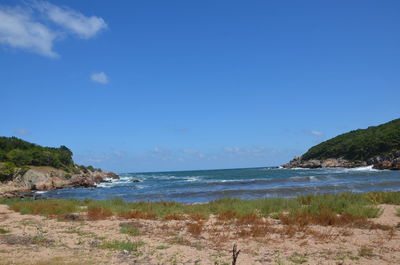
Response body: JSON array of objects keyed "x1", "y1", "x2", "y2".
[
  {"x1": 119, "y1": 223, "x2": 141, "y2": 236},
  {"x1": 0, "y1": 136, "x2": 74, "y2": 169},
  {"x1": 302, "y1": 118, "x2": 400, "y2": 161},
  {"x1": 0, "y1": 228, "x2": 10, "y2": 234},
  {"x1": 100, "y1": 239, "x2": 144, "y2": 252},
  {"x1": 288, "y1": 253, "x2": 308, "y2": 264},
  {"x1": 2, "y1": 192, "x2": 400, "y2": 222},
  {"x1": 0, "y1": 136, "x2": 101, "y2": 181}
]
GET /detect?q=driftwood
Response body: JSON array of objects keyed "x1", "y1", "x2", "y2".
[{"x1": 232, "y1": 243, "x2": 241, "y2": 265}]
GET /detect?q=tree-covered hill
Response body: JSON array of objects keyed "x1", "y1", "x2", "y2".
[
  {"x1": 302, "y1": 118, "x2": 400, "y2": 162},
  {"x1": 0, "y1": 136, "x2": 74, "y2": 169}
]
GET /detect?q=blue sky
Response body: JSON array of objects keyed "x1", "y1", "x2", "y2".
[{"x1": 1, "y1": 0, "x2": 399, "y2": 172}]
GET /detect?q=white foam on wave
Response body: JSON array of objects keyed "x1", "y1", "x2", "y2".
[
  {"x1": 344, "y1": 165, "x2": 378, "y2": 172},
  {"x1": 289, "y1": 176, "x2": 317, "y2": 181},
  {"x1": 186, "y1": 177, "x2": 200, "y2": 182},
  {"x1": 35, "y1": 191, "x2": 47, "y2": 194}
]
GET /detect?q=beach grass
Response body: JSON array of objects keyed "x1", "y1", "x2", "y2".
[
  {"x1": 100, "y1": 239, "x2": 144, "y2": 252},
  {"x1": 119, "y1": 223, "x2": 141, "y2": 236},
  {"x1": 1, "y1": 192, "x2": 400, "y2": 225}
]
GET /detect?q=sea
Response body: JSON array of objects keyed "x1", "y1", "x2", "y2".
[{"x1": 40, "y1": 166, "x2": 400, "y2": 204}]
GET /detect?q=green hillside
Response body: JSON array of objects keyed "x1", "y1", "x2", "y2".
[
  {"x1": 302, "y1": 118, "x2": 400, "y2": 161},
  {"x1": 0, "y1": 137, "x2": 74, "y2": 169}
]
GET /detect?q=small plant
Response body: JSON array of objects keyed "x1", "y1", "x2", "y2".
[
  {"x1": 288, "y1": 252, "x2": 307, "y2": 264},
  {"x1": 0, "y1": 228, "x2": 10, "y2": 234},
  {"x1": 31, "y1": 235, "x2": 53, "y2": 246},
  {"x1": 231, "y1": 244, "x2": 241, "y2": 265},
  {"x1": 120, "y1": 223, "x2": 140, "y2": 236},
  {"x1": 358, "y1": 246, "x2": 374, "y2": 257},
  {"x1": 156, "y1": 245, "x2": 170, "y2": 250},
  {"x1": 101, "y1": 239, "x2": 144, "y2": 252}
]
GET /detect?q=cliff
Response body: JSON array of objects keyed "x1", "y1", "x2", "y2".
[
  {"x1": 282, "y1": 118, "x2": 400, "y2": 170},
  {"x1": 0, "y1": 137, "x2": 119, "y2": 197}
]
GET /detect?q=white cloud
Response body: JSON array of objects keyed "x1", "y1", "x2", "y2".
[
  {"x1": 90, "y1": 72, "x2": 109, "y2": 84},
  {"x1": 35, "y1": 2, "x2": 107, "y2": 39},
  {"x1": 0, "y1": 6, "x2": 58, "y2": 57},
  {"x1": 14, "y1": 128, "x2": 31, "y2": 136},
  {"x1": 310, "y1": 130, "x2": 323, "y2": 136},
  {"x1": 0, "y1": 1, "x2": 107, "y2": 57}
]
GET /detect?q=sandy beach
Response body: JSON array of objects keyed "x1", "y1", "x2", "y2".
[{"x1": 0, "y1": 203, "x2": 399, "y2": 265}]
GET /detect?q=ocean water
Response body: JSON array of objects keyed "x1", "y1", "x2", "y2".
[{"x1": 41, "y1": 166, "x2": 400, "y2": 204}]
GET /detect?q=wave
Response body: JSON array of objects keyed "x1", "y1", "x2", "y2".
[
  {"x1": 342, "y1": 165, "x2": 379, "y2": 172},
  {"x1": 150, "y1": 180, "x2": 400, "y2": 199}
]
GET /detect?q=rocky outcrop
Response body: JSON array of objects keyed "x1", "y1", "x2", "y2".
[
  {"x1": 368, "y1": 150, "x2": 400, "y2": 170},
  {"x1": 282, "y1": 151, "x2": 400, "y2": 170},
  {"x1": 68, "y1": 171, "x2": 119, "y2": 188},
  {"x1": 13, "y1": 167, "x2": 69, "y2": 190},
  {"x1": 0, "y1": 166, "x2": 119, "y2": 197},
  {"x1": 282, "y1": 157, "x2": 366, "y2": 169}
]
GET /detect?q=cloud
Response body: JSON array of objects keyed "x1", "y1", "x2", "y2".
[
  {"x1": 181, "y1": 149, "x2": 207, "y2": 158},
  {"x1": 0, "y1": 1, "x2": 107, "y2": 57},
  {"x1": 90, "y1": 72, "x2": 109, "y2": 84},
  {"x1": 222, "y1": 146, "x2": 273, "y2": 156},
  {"x1": 0, "y1": 6, "x2": 58, "y2": 57},
  {"x1": 310, "y1": 130, "x2": 324, "y2": 136},
  {"x1": 35, "y1": 2, "x2": 107, "y2": 39},
  {"x1": 14, "y1": 128, "x2": 31, "y2": 136}
]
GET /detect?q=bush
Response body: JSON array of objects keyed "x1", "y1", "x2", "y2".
[{"x1": 0, "y1": 162, "x2": 17, "y2": 182}]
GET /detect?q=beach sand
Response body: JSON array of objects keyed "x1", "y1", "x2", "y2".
[{"x1": 0, "y1": 204, "x2": 399, "y2": 265}]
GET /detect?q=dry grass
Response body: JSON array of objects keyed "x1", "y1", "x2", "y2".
[
  {"x1": 87, "y1": 206, "x2": 112, "y2": 221},
  {"x1": 118, "y1": 210, "x2": 156, "y2": 220},
  {"x1": 9, "y1": 200, "x2": 78, "y2": 216},
  {"x1": 187, "y1": 221, "x2": 204, "y2": 236},
  {"x1": 189, "y1": 213, "x2": 207, "y2": 222},
  {"x1": 217, "y1": 211, "x2": 237, "y2": 221},
  {"x1": 164, "y1": 213, "x2": 187, "y2": 221},
  {"x1": 279, "y1": 211, "x2": 373, "y2": 227},
  {"x1": 235, "y1": 213, "x2": 265, "y2": 226}
]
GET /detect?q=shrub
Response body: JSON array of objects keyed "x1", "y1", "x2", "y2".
[{"x1": 0, "y1": 162, "x2": 17, "y2": 182}]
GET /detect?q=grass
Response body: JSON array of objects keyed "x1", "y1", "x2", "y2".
[
  {"x1": 101, "y1": 239, "x2": 144, "y2": 252},
  {"x1": 1, "y1": 192, "x2": 400, "y2": 225},
  {"x1": 0, "y1": 227, "x2": 10, "y2": 234},
  {"x1": 358, "y1": 246, "x2": 374, "y2": 257},
  {"x1": 288, "y1": 252, "x2": 308, "y2": 264},
  {"x1": 396, "y1": 208, "x2": 400, "y2": 217},
  {"x1": 119, "y1": 223, "x2": 140, "y2": 236}
]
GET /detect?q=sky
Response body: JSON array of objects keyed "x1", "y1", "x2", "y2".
[{"x1": 1, "y1": 0, "x2": 399, "y2": 172}]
